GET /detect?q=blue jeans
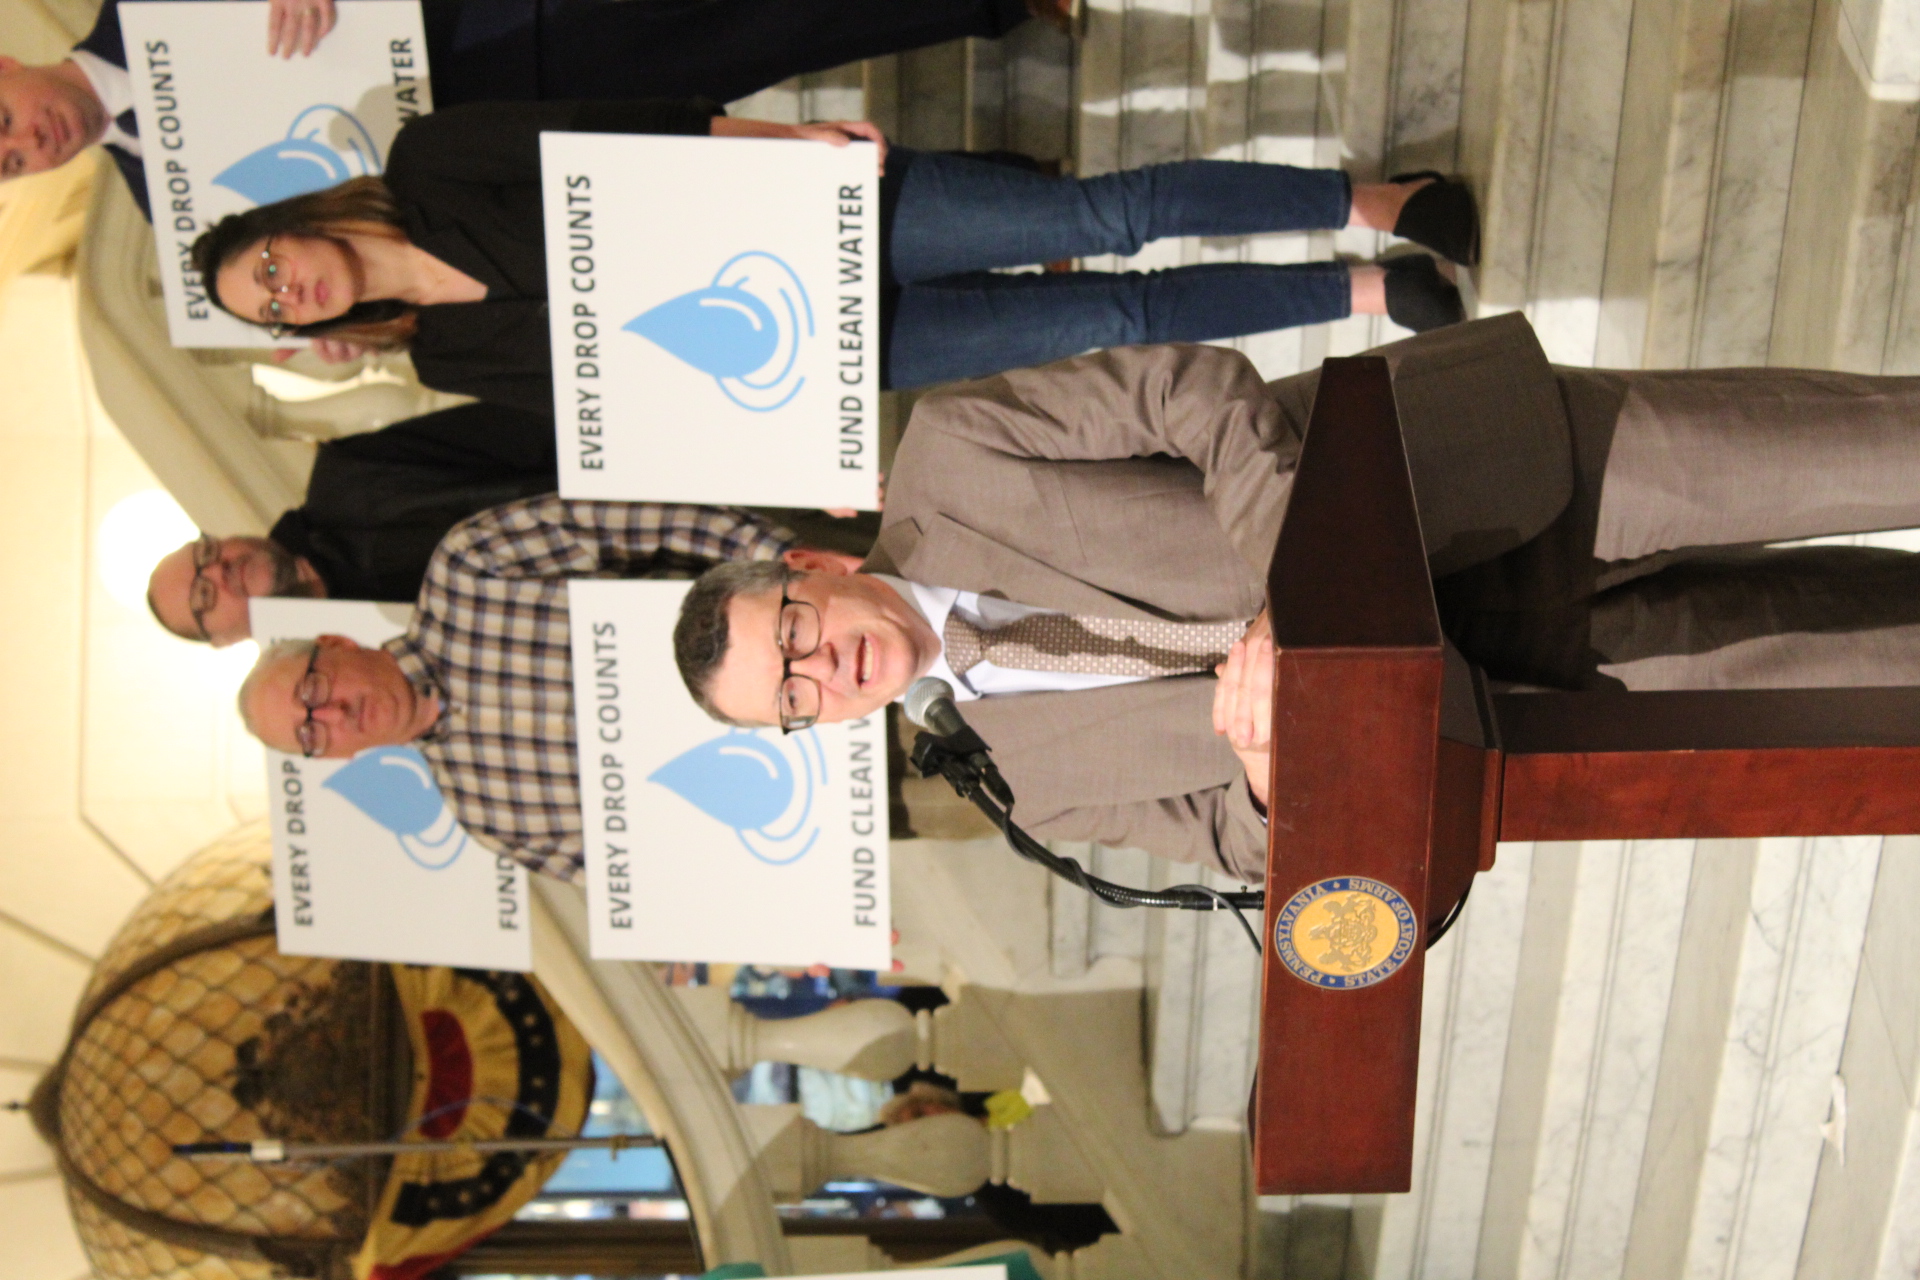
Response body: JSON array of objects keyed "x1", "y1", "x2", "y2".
[{"x1": 884, "y1": 148, "x2": 1355, "y2": 387}]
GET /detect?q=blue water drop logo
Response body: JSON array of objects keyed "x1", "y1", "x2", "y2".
[
  {"x1": 213, "y1": 105, "x2": 382, "y2": 206},
  {"x1": 322, "y1": 746, "x2": 470, "y2": 870},
  {"x1": 625, "y1": 286, "x2": 780, "y2": 378},
  {"x1": 623, "y1": 251, "x2": 814, "y2": 412},
  {"x1": 648, "y1": 729, "x2": 828, "y2": 864}
]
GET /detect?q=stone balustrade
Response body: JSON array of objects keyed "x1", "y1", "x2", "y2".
[{"x1": 744, "y1": 1106, "x2": 991, "y2": 1200}]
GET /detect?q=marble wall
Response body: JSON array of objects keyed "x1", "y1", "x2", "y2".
[{"x1": 1335, "y1": 835, "x2": 1901, "y2": 1280}]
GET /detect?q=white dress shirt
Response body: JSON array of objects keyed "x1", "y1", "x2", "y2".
[
  {"x1": 875, "y1": 575, "x2": 1150, "y2": 703},
  {"x1": 68, "y1": 51, "x2": 142, "y2": 158}
]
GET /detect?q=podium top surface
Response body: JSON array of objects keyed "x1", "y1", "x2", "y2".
[{"x1": 1268, "y1": 357, "x2": 1439, "y2": 653}]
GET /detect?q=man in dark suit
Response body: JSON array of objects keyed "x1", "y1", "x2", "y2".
[
  {"x1": 673, "y1": 314, "x2": 1920, "y2": 882},
  {"x1": 146, "y1": 398, "x2": 880, "y2": 644},
  {"x1": 1, "y1": 0, "x2": 1048, "y2": 217},
  {"x1": 146, "y1": 400, "x2": 562, "y2": 643}
]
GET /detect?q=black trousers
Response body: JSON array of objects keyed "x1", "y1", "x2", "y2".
[{"x1": 424, "y1": 0, "x2": 1032, "y2": 108}]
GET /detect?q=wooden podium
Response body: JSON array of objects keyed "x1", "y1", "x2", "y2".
[{"x1": 1251, "y1": 357, "x2": 1920, "y2": 1195}]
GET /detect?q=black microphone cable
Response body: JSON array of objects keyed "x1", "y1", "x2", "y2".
[{"x1": 906, "y1": 678, "x2": 1266, "y2": 953}]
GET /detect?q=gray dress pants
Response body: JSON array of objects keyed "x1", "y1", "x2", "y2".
[{"x1": 1439, "y1": 365, "x2": 1920, "y2": 691}]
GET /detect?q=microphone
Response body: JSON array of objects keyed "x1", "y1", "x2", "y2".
[
  {"x1": 905, "y1": 677, "x2": 968, "y2": 738},
  {"x1": 904, "y1": 677, "x2": 1013, "y2": 806}
]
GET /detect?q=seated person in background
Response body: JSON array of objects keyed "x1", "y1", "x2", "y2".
[
  {"x1": 234, "y1": 496, "x2": 798, "y2": 883},
  {"x1": 671, "y1": 313, "x2": 1920, "y2": 883},
  {"x1": 1, "y1": 0, "x2": 1053, "y2": 214},
  {"x1": 148, "y1": 401, "x2": 879, "y2": 644},
  {"x1": 189, "y1": 99, "x2": 1474, "y2": 410}
]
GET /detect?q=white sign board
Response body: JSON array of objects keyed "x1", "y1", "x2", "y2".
[
  {"x1": 541, "y1": 133, "x2": 881, "y2": 509},
  {"x1": 568, "y1": 580, "x2": 890, "y2": 966},
  {"x1": 251, "y1": 598, "x2": 531, "y2": 971},
  {"x1": 120, "y1": 1, "x2": 432, "y2": 347}
]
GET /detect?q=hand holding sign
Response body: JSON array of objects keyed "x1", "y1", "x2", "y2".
[
  {"x1": 274, "y1": 338, "x2": 368, "y2": 365},
  {"x1": 267, "y1": 0, "x2": 338, "y2": 57},
  {"x1": 543, "y1": 131, "x2": 880, "y2": 508},
  {"x1": 121, "y1": 0, "x2": 430, "y2": 347},
  {"x1": 709, "y1": 116, "x2": 889, "y2": 173}
]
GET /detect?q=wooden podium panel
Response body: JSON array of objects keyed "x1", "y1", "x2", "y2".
[
  {"x1": 1495, "y1": 688, "x2": 1920, "y2": 839},
  {"x1": 1250, "y1": 361, "x2": 1920, "y2": 1197},
  {"x1": 1255, "y1": 357, "x2": 1442, "y2": 1194}
]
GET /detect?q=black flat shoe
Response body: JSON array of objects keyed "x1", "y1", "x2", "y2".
[
  {"x1": 1382, "y1": 255, "x2": 1466, "y2": 333},
  {"x1": 1024, "y1": 0, "x2": 1076, "y2": 34},
  {"x1": 1390, "y1": 170, "x2": 1480, "y2": 267}
]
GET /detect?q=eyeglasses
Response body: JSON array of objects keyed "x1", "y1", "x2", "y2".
[
  {"x1": 254, "y1": 237, "x2": 293, "y2": 330},
  {"x1": 185, "y1": 533, "x2": 222, "y2": 642},
  {"x1": 775, "y1": 587, "x2": 822, "y2": 734},
  {"x1": 292, "y1": 645, "x2": 332, "y2": 758}
]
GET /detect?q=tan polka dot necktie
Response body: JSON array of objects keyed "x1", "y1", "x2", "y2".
[{"x1": 942, "y1": 609, "x2": 1248, "y2": 678}]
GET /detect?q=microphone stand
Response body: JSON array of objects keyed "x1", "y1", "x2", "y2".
[
  {"x1": 908, "y1": 717, "x2": 1478, "y2": 954},
  {"x1": 909, "y1": 729, "x2": 1268, "y2": 952}
]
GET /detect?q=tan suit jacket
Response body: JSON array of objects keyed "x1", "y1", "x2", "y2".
[{"x1": 867, "y1": 313, "x2": 1572, "y2": 882}]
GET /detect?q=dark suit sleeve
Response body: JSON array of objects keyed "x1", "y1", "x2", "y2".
[
  {"x1": 73, "y1": 0, "x2": 129, "y2": 65},
  {"x1": 385, "y1": 99, "x2": 724, "y2": 186},
  {"x1": 324, "y1": 401, "x2": 557, "y2": 474},
  {"x1": 74, "y1": 1, "x2": 153, "y2": 217},
  {"x1": 107, "y1": 145, "x2": 152, "y2": 220}
]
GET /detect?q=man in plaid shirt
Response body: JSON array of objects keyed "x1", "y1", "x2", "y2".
[{"x1": 236, "y1": 495, "x2": 797, "y2": 883}]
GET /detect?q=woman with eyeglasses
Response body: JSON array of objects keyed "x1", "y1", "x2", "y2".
[{"x1": 191, "y1": 99, "x2": 1477, "y2": 413}]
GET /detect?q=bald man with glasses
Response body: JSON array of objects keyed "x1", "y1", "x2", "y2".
[{"x1": 153, "y1": 533, "x2": 328, "y2": 645}]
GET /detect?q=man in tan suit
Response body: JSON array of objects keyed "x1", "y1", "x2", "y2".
[{"x1": 674, "y1": 313, "x2": 1920, "y2": 883}]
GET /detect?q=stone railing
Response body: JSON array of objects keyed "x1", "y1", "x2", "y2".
[{"x1": 532, "y1": 844, "x2": 1254, "y2": 1280}]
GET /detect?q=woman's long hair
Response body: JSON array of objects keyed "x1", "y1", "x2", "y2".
[{"x1": 190, "y1": 176, "x2": 421, "y2": 350}]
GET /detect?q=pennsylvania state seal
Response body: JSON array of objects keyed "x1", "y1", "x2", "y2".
[{"x1": 1274, "y1": 876, "x2": 1417, "y2": 989}]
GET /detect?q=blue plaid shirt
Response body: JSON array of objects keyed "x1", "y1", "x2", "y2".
[{"x1": 386, "y1": 496, "x2": 793, "y2": 882}]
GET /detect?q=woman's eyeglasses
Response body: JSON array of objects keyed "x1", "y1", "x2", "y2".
[{"x1": 254, "y1": 237, "x2": 294, "y2": 334}]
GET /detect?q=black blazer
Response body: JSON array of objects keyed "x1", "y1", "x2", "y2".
[
  {"x1": 77, "y1": 0, "x2": 1015, "y2": 220},
  {"x1": 271, "y1": 400, "x2": 882, "y2": 592},
  {"x1": 378, "y1": 99, "x2": 718, "y2": 416},
  {"x1": 72, "y1": 0, "x2": 714, "y2": 223},
  {"x1": 269, "y1": 401, "x2": 559, "y2": 601}
]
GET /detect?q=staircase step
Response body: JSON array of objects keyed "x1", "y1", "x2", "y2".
[
  {"x1": 1792, "y1": 836, "x2": 1920, "y2": 1279},
  {"x1": 967, "y1": 24, "x2": 1078, "y2": 160},
  {"x1": 1772, "y1": 5, "x2": 1920, "y2": 373},
  {"x1": 1142, "y1": 861, "x2": 1260, "y2": 1134}
]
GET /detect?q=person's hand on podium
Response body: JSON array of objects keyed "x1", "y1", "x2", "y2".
[{"x1": 1213, "y1": 609, "x2": 1274, "y2": 808}]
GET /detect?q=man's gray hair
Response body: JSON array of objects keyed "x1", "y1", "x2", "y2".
[
  {"x1": 674, "y1": 559, "x2": 796, "y2": 723},
  {"x1": 237, "y1": 638, "x2": 318, "y2": 738}
]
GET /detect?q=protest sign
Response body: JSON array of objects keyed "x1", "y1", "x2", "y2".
[
  {"x1": 568, "y1": 580, "x2": 890, "y2": 966},
  {"x1": 120, "y1": 0, "x2": 431, "y2": 347},
  {"x1": 250, "y1": 597, "x2": 530, "y2": 970},
  {"x1": 541, "y1": 132, "x2": 881, "y2": 509}
]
